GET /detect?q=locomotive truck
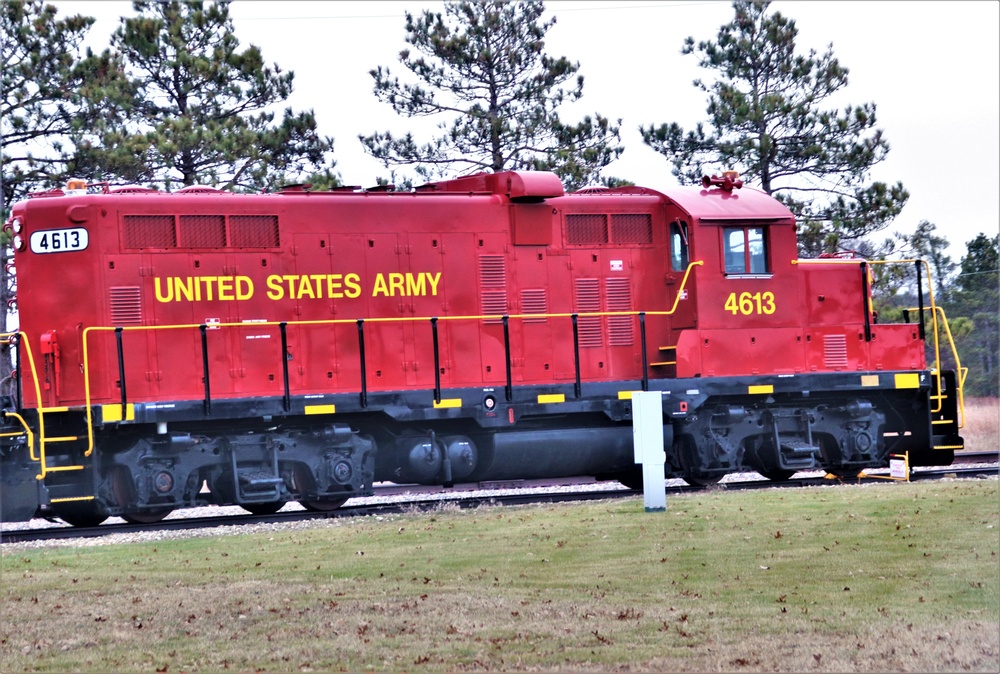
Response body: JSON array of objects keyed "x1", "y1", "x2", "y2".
[{"x1": 1, "y1": 171, "x2": 965, "y2": 526}]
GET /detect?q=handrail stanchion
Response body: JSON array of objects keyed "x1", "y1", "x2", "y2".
[
  {"x1": 915, "y1": 260, "x2": 926, "y2": 341},
  {"x1": 431, "y1": 317, "x2": 441, "y2": 403},
  {"x1": 279, "y1": 322, "x2": 291, "y2": 412},
  {"x1": 571, "y1": 313, "x2": 581, "y2": 398},
  {"x1": 502, "y1": 315, "x2": 512, "y2": 402},
  {"x1": 200, "y1": 324, "x2": 211, "y2": 415},
  {"x1": 356, "y1": 319, "x2": 367, "y2": 408},
  {"x1": 115, "y1": 327, "x2": 127, "y2": 409},
  {"x1": 639, "y1": 312, "x2": 648, "y2": 392},
  {"x1": 860, "y1": 262, "x2": 872, "y2": 342}
]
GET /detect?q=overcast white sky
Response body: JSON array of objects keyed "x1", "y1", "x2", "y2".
[{"x1": 59, "y1": 0, "x2": 999, "y2": 259}]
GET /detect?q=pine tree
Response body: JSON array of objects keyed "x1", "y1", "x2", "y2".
[
  {"x1": 73, "y1": 0, "x2": 338, "y2": 192},
  {"x1": 1, "y1": 0, "x2": 97, "y2": 212},
  {"x1": 360, "y1": 0, "x2": 622, "y2": 190},
  {"x1": 949, "y1": 234, "x2": 999, "y2": 397},
  {"x1": 640, "y1": 0, "x2": 907, "y2": 255}
]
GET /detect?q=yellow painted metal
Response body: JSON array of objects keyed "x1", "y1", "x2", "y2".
[
  {"x1": 432, "y1": 398, "x2": 462, "y2": 409},
  {"x1": 304, "y1": 404, "x2": 337, "y2": 415},
  {"x1": 49, "y1": 496, "x2": 96, "y2": 504},
  {"x1": 748, "y1": 385, "x2": 774, "y2": 395},
  {"x1": 866, "y1": 452, "x2": 910, "y2": 482},
  {"x1": 537, "y1": 394, "x2": 565, "y2": 404},
  {"x1": 102, "y1": 403, "x2": 135, "y2": 423}
]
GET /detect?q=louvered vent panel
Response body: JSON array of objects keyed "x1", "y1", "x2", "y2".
[
  {"x1": 566, "y1": 214, "x2": 608, "y2": 245},
  {"x1": 605, "y1": 278, "x2": 633, "y2": 346},
  {"x1": 520, "y1": 289, "x2": 548, "y2": 323},
  {"x1": 179, "y1": 214, "x2": 225, "y2": 247},
  {"x1": 109, "y1": 286, "x2": 142, "y2": 326},
  {"x1": 575, "y1": 278, "x2": 602, "y2": 347},
  {"x1": 231, "y1": 215, "x2": 280, "y2": 247},
  {"x1": 823, "y1": 334, "x2": 849, "y2": 368},
  {"x1": 123, "y1": 215, "x2": 176, "y2": 249},
  {"x1": 479, "y1": 255, "x2": 507, "y2": 323},
  {"x1": 610, "y1": 214, "x2": 653, "y2": 244}
]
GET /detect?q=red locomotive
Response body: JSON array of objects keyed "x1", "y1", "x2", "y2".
[{"x1": 1, "y1": 171, "x2": 964, "y2": 525}]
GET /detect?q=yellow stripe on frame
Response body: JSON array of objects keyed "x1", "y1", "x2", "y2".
[
  {"x1": 538, "y1": 394, "x2": 566, "y2": 404},
  {"x1": 748, "y1": 385, "x2": 773, "y2": 395},
  {"x1": 304, "y1": 404, "x2": 337, "y2": 415},
  {"x1": 894, "y1": 373, "x2": 920, "y2": 389},
  {"x1": 102, "y1": 404, "x2": 134, "y2": 423},
  {"x1": 433, "y1": 398, "x2": 462, "y2": 409},
  {"x1": 618, "y1": 391, "x2": 641, "y2": 400},
  {"x1": 861, "y1": 374, "x2": 880, "y2": 387}
]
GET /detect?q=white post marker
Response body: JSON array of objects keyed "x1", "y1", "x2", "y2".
[{"x1": 632, "y1": 390, "x2": 666, "y2": 512}]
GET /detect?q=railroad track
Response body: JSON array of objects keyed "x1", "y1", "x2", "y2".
[{"x1": 2, "y1": 462, "x2": 995, "y2": 546}]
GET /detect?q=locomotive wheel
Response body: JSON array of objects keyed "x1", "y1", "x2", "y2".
[
  {"x1": 54, "y1": 502, "x2": 109, "y2": 528},
  {"x1": 120, "y1": 508, "x2": 174, "y2": 524},
  {"x1": 677, "y1": 435, "x2": 723, "y2": 488},
  {"x1": 681, "y1": 473, "x2": 723, "y2": 488},
  {"x1": 291, "y1": 463, "x2": 348, "y2": 511},
  {"x1": 758, "y1": 469, "x2": 795, "y2": 482},
  {"x1": 298, "y1": 497, "x2": 349, "y2": 512},
  {"x1": 610, "y1": 469, "x2": 644, "y2": 490},
  {"x1": 112, "y1": 466, "x2": 174, "y2": 523},
  {"x1": 816, "y1": 436, "x2": 863, "y2": 479},
  {"x1": 241, "y1": 501, "x2": 288, "y2": 515}
]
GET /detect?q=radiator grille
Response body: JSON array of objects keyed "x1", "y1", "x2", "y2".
[
  {"x1": 231, "y1": 214, "x2": 280, "y2": 247},
  {"x1": 124, "y1": 215, "x2": 176, "y2": 248},
  {"x1": 122, "y1": 214, "x2": 279, "y2": 249},
  {"x1": 179, "y1": 214, "x2": 225, "y2": 247},
  {"x1": 823, "y1": 334, "x2": 849, "y2": 368},
  {"x1": 520, "y1": 288, "x2": 548, "y2": 323},
  {"x1": 109, "y1": 286, "x2": 142, "y2": 326},
  {"x1": 605, "y1": 278, "x2": 633, "y2": 346},
  {"x1": 479, "y1": 255, "x2": 507, "y2": 322},
  {"x1": 566, "y1": 214, "x2": 608, "y2": 245},
  {"x1": 610, "y1": 214, "x2": 652, "y2": 244},
  {"x1": 575, "y1": 278, "x2": 602, "y2": 347}
]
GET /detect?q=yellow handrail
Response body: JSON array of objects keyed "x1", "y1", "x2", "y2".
[
  {"x1": 0, "y1": 411, "x2": 37, "y2": 478},
  {"x1": 0, "y1": 332, "x2": 58, "y2": 476}
]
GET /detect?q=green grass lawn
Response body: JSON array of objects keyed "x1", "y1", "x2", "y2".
[{"x1": 2, "y1": 479, "x2": 997, "y2": 672}]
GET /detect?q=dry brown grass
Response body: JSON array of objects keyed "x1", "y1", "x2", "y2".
[
  {"x1": 2, "y1": 480, "x2": 997, "y2": 672},
  {"x1": 963, "y1": 397, "x2": 999, "y2": 451}
]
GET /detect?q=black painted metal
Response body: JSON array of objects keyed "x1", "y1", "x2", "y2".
[
  {"x1": 639, "y1": 312, "x2": 648, "y2": 392},
  {"x1": 279, "y1": 322, "x2": 290, "y2": 412},
  {"x1": 431, "y1": 317, "x2": 441, "y2": 403},
  {"x1": 860, "y1": 262, "x2": 872, "y2": 342},
  {"x1": 356, "y1": 319, "x2": 367, "y2": 408},
  {"x1": 115, "y1": 327, "x2": 127, "y2": 408},
  {"x1": 915, "y1": 260, "x2": 926, "y2": 340},
  {"x1": 572, "y1": 314, "x2": 581, "y2": 398},
  {"x1": 199, "y1": 324, "x2": 211, "y2": 415},
  {"x1": 502, "y1": 315, "x2": 512, "y2": 402},
  {"x1": 15, "y1": 339, "x2": 22, "y2": 411}
]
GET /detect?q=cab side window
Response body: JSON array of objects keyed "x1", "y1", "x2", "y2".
[
  {"x1": 670, "y1": 221, "x2": 689, "y2": 271},
  {"x1": 723, "y1": 226, "x2": 767, "y2": 274}
]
